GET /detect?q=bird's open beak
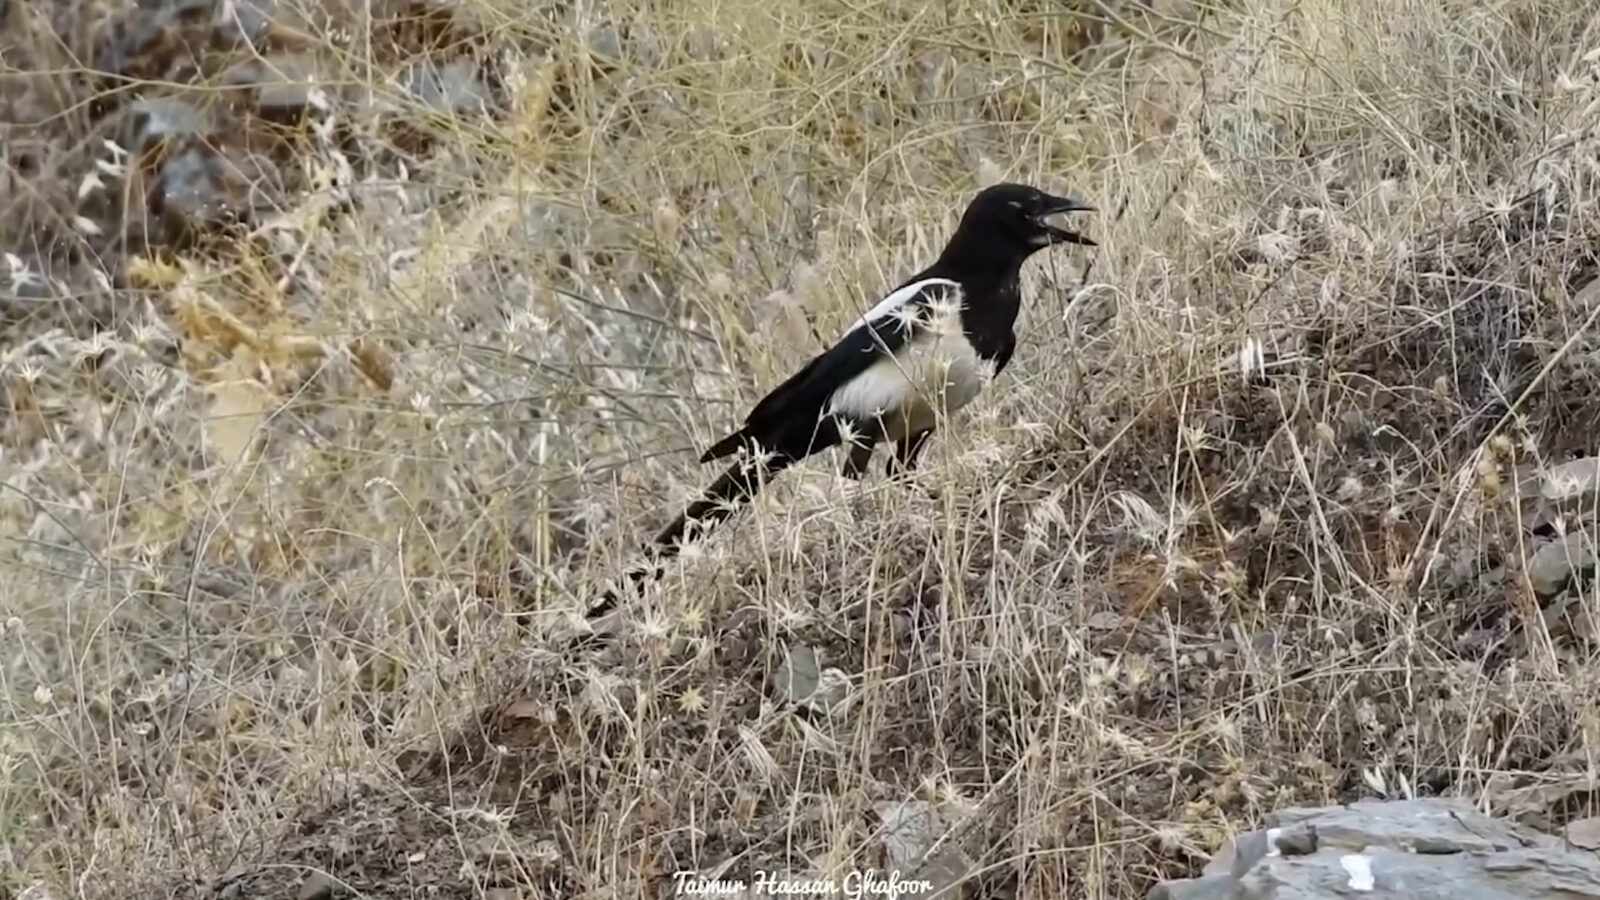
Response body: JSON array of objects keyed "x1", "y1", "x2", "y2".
[{"x1": 1037, "y1": 195, "x2": 1097, "y2": 247}]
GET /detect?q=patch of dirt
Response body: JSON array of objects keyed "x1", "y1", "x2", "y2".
[{"x1": 162, "y1": 785, "x2": 528, "y2": 899}]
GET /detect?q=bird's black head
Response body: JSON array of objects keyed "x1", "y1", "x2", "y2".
[{"x1": 959, "y1": 182, "x2": 1097, "y2": 253}]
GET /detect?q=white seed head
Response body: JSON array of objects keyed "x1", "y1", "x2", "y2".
[
  {"x1": 1237, "y1": 336, "x2": 1267, "y2": 383},
  {"x1": 650, "y1": 197, "x2": 682, "y2": 244},
  {"x1": 77, "y1": 171, "x2": 105, "y2": 199},
  {"x1": 976, "y1": 156, "x2": 1005, "y2": 187}
]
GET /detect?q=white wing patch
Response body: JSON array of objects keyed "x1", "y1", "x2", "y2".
[
  {"x1": 826, "y1": 283, "x2": 992, "y2": 431},
  {"x1": 848, "y1": 277, "x2": 961, "y2": 331}
]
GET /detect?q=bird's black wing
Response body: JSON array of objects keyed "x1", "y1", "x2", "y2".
[{"x1": 700, "y1": 278, "x2": 959, "y2": 463}]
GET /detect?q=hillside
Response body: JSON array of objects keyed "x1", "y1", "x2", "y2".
[{"x1": 3, "y1": 0, "x2": 1600, "y2": 897}]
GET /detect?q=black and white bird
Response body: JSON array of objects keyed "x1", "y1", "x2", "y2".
[{"x1": 586, "y1": 182, "x2": 1095, "y2": 621}]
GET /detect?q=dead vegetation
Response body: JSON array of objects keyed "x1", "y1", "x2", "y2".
[{"x1": 4, "y1": 0, "x2": 1600, "y2": 897}]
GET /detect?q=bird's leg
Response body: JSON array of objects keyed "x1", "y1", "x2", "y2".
[
  {"x1": 840, "y1": 413, "x2": 892, "y2": 480},
  {"x1": 839, "y1": 440, "x2": 875, "y2": 480},
  {"x1": 887, "y1": 427, "x2": 939, "y2": 499}
]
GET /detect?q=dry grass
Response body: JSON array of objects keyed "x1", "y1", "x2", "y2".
[{"x1": 5, "y1": 0, "x2": 1600, "y2": 896}]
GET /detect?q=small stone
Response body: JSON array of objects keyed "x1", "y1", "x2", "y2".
[
  {"x1": 1539, "y1": 457, "x2": 1600, "y2": 503},
  {"x1": 776, "y1": 645, "x2": 820, "y2": 705},
  {"x1": 1527, "y1": 531, "x2": 1597, "y2": 595},
  {"x1": 399, "y1": 59, "x2": 494, "y2": 115},
  {"x1": 475, "y1": 834, "x2": 521, "y2": 866},
  {"x1": 296, "y1": 872, "x2": 334, "y2": 900},
  {"x1": 683, "y1": 25, "x2": 720, "y2": 61},
  {"x1": 223, "y1": 54, "x2": 327, "y2": 118},
  {"x1": 1085, "y1": 610, "x2": 1125, "y2": 630},
  {"x1": 126, "y1": 97, "x2": 212, "y2": 154},
  {"x1": 1566, "y1": 816, "x2": 1600, "y2": 850},
  {"x1": 586, "y1": 24, "x2": 623, "y2": 63},
  {"x1": 152, "y1": 144, "x2": 281, "y2": 239},
  {"x1": 213, "y1": 0, "x2": 276, "y2": 49},
  {"x1": 1574, "y1": 277, "x2": 1600, "y2": 311},
  {"x1": 875, "y1": 800, "x2": 973, "y2": 899}
]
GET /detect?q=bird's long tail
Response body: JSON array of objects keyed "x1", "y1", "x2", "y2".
[{"x1": 584, "y1": 453, "x2": 792, "y2": 620}]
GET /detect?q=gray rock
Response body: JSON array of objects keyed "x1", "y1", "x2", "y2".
[
  {"x1": 1204, "y1": 827, "x2": 1295, "y2": 879},
  {"x1": 874, "y1": 799, "x2": 974, "y2": 900},
  {"x1": 213, "y1": 0, "x2": 276, "y2": 49},
  {"x1": 1527, "y1": 531, "x2": 1597, "y2": 595},
  {"x1": 682, "y1": 25, "x2": 722, "y2": 61},
  {"x1": 1084, "y1": 610, "x2": 1125, "y2": 630},
  {"x1": 1149, "y1": 799, "x2": 1600, "y2": 900},
  {"x1": 1148, "y1": 874, "x2": 1244, "y2": 900},
  {"x1": 1239, "y1": 846, "x2": 1600, "y2": 898},
  {"x1": 222, "y1": 54, "x2": 329, "y2": 117},
  {"x1": 585, "y1": 24, "x2": 623, "y2": 64},
  {"x1": 1566, "y1": 817, "x2": 1600, "y2": 851},
  {"x1": 775, "y1": 645, "x2": 820, "y2": 705},
  {"x1": 1575, "y1": 278, "x2": 1600, "y2": 311},
  {"x1": 1533, "y1": 457, "x2": 1600, "y2": 503},
  {"x1": 1266, "y1": 798, "x2": 1528, "y2": 853},
  {"x1": 126, "y1": 97, "x2": 212, "y2": 154},
  {"x1": 296, "y1": 871, "x2": 334, "y2": 900},
  {"x1": 398, "y1": 60, "x2": 495, "y2": 115},
  {"x1": 153, "y1": 145, "x2": 281, "y2": 237},
  {"x1": 1512, "y1": 457, "x2": 1600, "y2": 533}
]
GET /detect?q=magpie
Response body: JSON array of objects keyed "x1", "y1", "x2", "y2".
[{"x1": 586, "y1": 182, "x2": 1095, "y2": 621}]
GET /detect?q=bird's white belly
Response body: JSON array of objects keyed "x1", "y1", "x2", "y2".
[{"x1": 827, "y1": 331, "x2": 990, "y2": 437}]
